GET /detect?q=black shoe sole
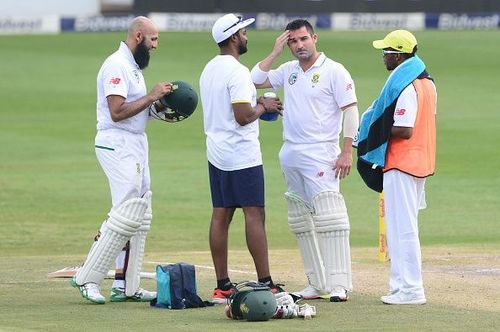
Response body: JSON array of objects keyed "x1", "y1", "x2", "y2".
[{"x1": 330, "y1": 296, "x2": 348, "y2": 302}]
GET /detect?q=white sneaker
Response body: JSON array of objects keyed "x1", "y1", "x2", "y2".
[
  {"x1": 110, "y1": 287, "x2": 157, "y2": 302},
  {"x1": 136, "y1": 288, "x2": 157, "y2": 301},
  {"x1": 388, "y1": 289, "x2": 399, "y2": 295},
  {"x1": 70, "y1": 277, "x2": 105, "y2": 304},
  {"x1": 329, "y1": 287, "x2": 348, "y2": 302},
  {"x1": 292, "y1": 285, "x2": 328, "y2": 300},
  {"x1": 381, "y1": 292, "x2": 426, "y2": 305}
]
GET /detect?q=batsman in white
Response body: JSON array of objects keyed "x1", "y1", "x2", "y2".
[
  {"x1": 251, "y1": 19, "x2": 359, "y2": 302},
  {"x1": 70, "y1": 16, "x2": 174, "y2": 304}
]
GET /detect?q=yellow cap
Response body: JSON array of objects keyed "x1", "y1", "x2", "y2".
[{"x1": 372, "y1": 30, "x2": 417, "y2": 53}]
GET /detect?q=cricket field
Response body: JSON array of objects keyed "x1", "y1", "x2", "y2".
[{"x1": 0, "y1": 30, "x2": 499, "y2": 331}]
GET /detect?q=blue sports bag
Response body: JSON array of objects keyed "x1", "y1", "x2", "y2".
[{"x1": 151, "y1": 262, "x2": 210, "y2": 309}]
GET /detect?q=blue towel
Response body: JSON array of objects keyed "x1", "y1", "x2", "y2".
[{"x1": 356, "y1": 55, "x2": 426, "y2": 168}]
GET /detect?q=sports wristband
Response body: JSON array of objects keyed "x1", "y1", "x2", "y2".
[{"x1": 251, "y1": 63, "x2": 269, "y2": 84}]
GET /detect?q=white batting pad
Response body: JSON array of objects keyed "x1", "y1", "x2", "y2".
[
  {"x1": 75, "y1": 197, "x2": 147, "y2": 286},
  {"x1": 285, "y1": 192, "x2": 326, "y2": 291},
  {"x1": 126, "y1": 191, "x2": 152, "y2": 296},
  {"x1": 312, "y1": 191, "x2": 352, "y2": 291}
]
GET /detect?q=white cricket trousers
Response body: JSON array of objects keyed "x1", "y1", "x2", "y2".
[
  {"x1": 383, "y1": 169, "x2": 426, "y2": 297},
  {"x1": 95, "y1": 129, "x2": 150, "y2": 209},
  {"x1": 279, "y1": 141, "x2": 340, "y2": 203}
]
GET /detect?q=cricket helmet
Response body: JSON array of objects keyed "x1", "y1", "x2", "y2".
[
  {"x1": 160, "y1": 80, "x2": 198, "y2": 122},
  {"x1": 229, "y1": 281, "x2": 276, "y2": 321}
]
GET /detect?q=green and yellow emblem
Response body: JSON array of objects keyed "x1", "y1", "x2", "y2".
[{"x1": 311, "y1": 73, "x2": 320, "y2": 84}]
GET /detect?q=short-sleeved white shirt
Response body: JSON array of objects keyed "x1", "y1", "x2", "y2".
[
  {"x1": 268, "y1": 53, "x2": 357, "y2": 145},
  {"x1": 96, "y1": 42, "x2": 148, "y2": 134},
  {"x1": 393, "y1": 84, "x2": 417, "y2": 127},
  {"x1": 394, "y1": 80, "x2": 437, "y2": 127},
  {"x1": 199, "y1": 55, "x2": 261, "y2": 171}
]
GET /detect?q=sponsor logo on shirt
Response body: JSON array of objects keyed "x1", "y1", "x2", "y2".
[
  {"x1": 346, "y1": 83, "x2": 353, "y2": 91},
  {"x1": 317, "y1": 171, "x2": 324, "y2": 177},
  {"x1": 311, "y1": 73, "x2": 320, "y2": 84},
  {"x1": 395, "y1": 108, "x2": 406, "y2": 116},
  {"x1": 109, "y1": 77, "x2": 121, "y2": 85},
  {"x1": 288, "y1": 72, "x2": 298, "y2": 85}
]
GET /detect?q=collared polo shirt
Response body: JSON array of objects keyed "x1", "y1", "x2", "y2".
[
  {"x1": 268, "y1": 53, "x2": 357, "y2": 145},
  {"x1": 96, "y1": 41, "x2": 148, "y2": 134}
]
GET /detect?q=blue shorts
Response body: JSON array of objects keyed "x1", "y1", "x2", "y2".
[{"x1": 208, "y1": 162, "x2": 265, "y2": 208}]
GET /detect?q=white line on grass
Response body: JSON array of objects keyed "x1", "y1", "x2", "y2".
[{"x1": 147, "y1": 261, "x2": 256, "y2": 275}]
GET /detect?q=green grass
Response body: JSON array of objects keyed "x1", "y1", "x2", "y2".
[{"x1": 0, "y1": 30, "x2": 499, "y2": 330}]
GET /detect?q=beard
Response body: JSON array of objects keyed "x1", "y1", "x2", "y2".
[
  {"x1": 386, "y1": 65, "x2": 396, "y2": 71},
  {"x1": 237, "y1": 36, "x2": 248, "y2": 55},
  {"x1": 133, "y1": 39, "x2": 150, "y2": 69},
  {"x1": 293, "y1": 48, "x2": 313, "y2": 61},
  {"x1": 384, "y1": 61, "x2": 397, "y2": 71},
  {"x1": 238, "y1": 43, "x2": 248, "y2": 55}
]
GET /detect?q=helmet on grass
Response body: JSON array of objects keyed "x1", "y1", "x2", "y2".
[{"x1": 229, "y1": 281, "x2": 276, "y2": 321}]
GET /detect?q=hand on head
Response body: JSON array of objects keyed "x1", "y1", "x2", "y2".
[{"x1": 271, "y1": 30, "x2": 291, "y2": 57}]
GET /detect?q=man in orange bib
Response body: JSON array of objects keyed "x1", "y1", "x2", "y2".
[{"x1": 372, "y1": 30, "x2": 437, "y2": 305}]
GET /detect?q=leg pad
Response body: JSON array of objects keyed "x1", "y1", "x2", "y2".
[
  {"x1": 75, "y1": 197, "x2": 147, "y2": 286},
  {"x1": 285, "y1": 192, "x2": 326, "y2": 291},
  {"x1": 125, "y1": 191, "x2": 152, "y2": 296},
  {"x1": 312, "y1": 191, "x2": 352, "y2": 291}
]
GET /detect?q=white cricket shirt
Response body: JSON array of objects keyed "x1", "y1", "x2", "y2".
[
  {"x1": 268, "y1": 53, "x2": 357, "y2": 145},
  {"x1": 96, "y1": 42, "x2": 148, "y2": 134},
  {"x1": 199, "y1": 55, "x2": 262, "y2": 171},
  {"x1": 394, "y1": 80, "x2": 437, "y2": 127}
]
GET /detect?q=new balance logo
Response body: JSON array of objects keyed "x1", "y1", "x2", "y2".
[
  {"x1": 395, "y1": 108, "x2": 406, "y2": 116},
  {"x1": 109, "y1": 77, "x2": 121, "y2": 85}
]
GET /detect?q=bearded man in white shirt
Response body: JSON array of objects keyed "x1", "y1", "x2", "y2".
[{"x1": 70, "y1": 16, "x2": 173, "y2": 304}]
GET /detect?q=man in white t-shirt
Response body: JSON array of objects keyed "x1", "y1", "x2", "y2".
[
  {"x1": 199, "y1": 14, "x2": 284, "y2": 304},
  {"x1": 70, "y1": 16, "x2": 173, "y2": 304},
  {"x1": 251, "y1": 19, "x2": 359, "y2": 302}
]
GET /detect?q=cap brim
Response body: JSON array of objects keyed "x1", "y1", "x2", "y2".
[
  {"x1": 236, "y1": 18, "x2": 255, "y2": 31},
  {"x1": 214, "y1": 17, "x2": 255, "y2": 44},
  {"x1": 372, "y1": 39, "x2": 388, "y2": 49}
]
